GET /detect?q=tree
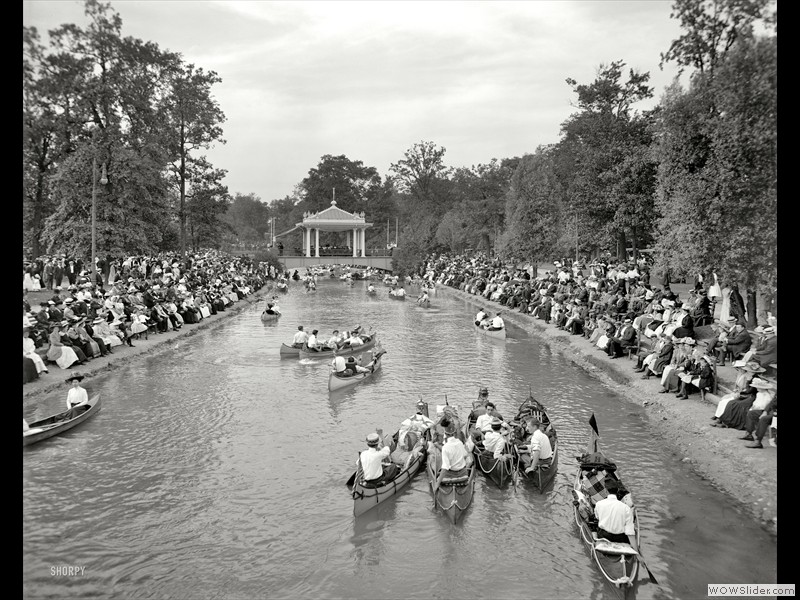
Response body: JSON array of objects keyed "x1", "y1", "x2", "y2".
[
  {"x1": 297, "y1": 154, "x2": 382, "y2": 215},
  {"x1": 159, "y1": 61, "x2": 228, "y2": 255},
  {"x1": 660, "y1": 0, "x2": 775, "y2": 78},
  {"x1": 557, "y1": 61, "x2": 657, "y2": 260},
  {"x1": 499, "y1": 148, "x2": 562, "y2": 264}
]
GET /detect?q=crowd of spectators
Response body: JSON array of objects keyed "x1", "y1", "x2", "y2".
[
  {"x1": 415, "y1": 250, "x2": 778, "y2": 449},
  {"x1": 24, "y1": 250, "x2": 271, "y2": 385}
]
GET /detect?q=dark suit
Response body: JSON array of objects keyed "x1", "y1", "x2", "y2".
[{"x1": 608, "y1": 323, "x2": 636, "y2": 357}]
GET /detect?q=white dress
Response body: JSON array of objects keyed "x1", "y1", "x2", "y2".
[
  {"x1": 23, "y1": 337, "x2": 47, "y2": 373},
  {"x1": 719, "y1": 287, "x2": 731, "y2": 323}
]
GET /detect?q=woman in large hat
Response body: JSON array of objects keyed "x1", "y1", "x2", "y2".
[{"x1": 46, "y1": 322, "x2": 84, "y2": 370}]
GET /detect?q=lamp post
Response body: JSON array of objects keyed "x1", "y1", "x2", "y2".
[{"x1": 91, "y1": 156, "x2": 108, "y2": 285}]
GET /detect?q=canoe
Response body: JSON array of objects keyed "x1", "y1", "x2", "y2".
[
  {"x1": 24, "y1": 394, "x2": 101, "y2": 447},
  {"x1": 276, "y1": 283, "x2": 288, "y2": 293},
  {"x1": 346, "y1": 429, "x2": 428, "y2": 517},
  {"x1": 474, "y1": 321, "x2": 506, "y2": 340},
  {"x1": 510, "y1": 395, "x2": 559, "y2": 492},
  {"x1": 328, "y1": 349, "x2": 385, "y2": 391},
  {"x1": 366, "y1": 289, "x2": 378, "y2": 296},
  {"x1": 417, "y1": 298, "x2": 431, "y2": 308},
  {"x1": 425, "y1": 407, "x2": 476, "y2": 524},
  {"x1": 465, "y1": 396, "x2": 515, "y2": 487},
  {"x1": 279, "y1": 343, "x2": 302, "y2": 357},
  {"x1": 571, "y1": 414, "x2": 642, "y2": 590},
  {"x1": 261, "y1": 310, "x2": 281, "y2": 322},
  {"x1": 299, "y1": 334, "x2": 378, "y2": 360},
  {"x1": 388, "y1": 293, "x2": 406, "y2": 300}
]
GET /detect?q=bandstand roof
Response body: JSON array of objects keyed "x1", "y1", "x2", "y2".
[{"x1": 297, "y1": 200, "x2": 373, "y2": 232}]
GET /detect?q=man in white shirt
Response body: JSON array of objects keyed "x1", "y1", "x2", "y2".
[
  {"x1": 292, "y1": 326, "x2": 309, "y2": 348},
  {"x1": 474, "y1": 402, "x2": 502, "y2": 434},
  {"x1": 593, "y1": 479, "x2": 639, "y2": 553},
  {"x1": 398, "y1": 401, "x2": 435, "y2": 449},
  {"x1": 474, "y1": 308, "x2": 488, "y2": 326},
  {"x1": 482, "y1": 418, "x2": 511, "y2": 459},
  {"x1": 522, "y1": 419, "x2": 554, "y2": 474},
  {"x1": 306, "y1": 329, "x2": 321, "y2": 351},
  {"x1": 396, "y1": 286, "x2": 406, "y2": 297},
  {"x1": 488, "y1": 312, "x2": 505, "y2": 331},
  {"x1": 325, "y1": 330, "x2": 342, "y2": 349},
  {"x1": 433, "y1": 424, "x2": 473, "y2": 492},
  {"x1": 357, "y1": 432, "x2": 397, "y2": 483}
]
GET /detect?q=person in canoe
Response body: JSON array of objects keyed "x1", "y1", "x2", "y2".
[
  {"x1": 367, "y1": 283, "x2": 376, "y2": 293},
  {"x1": 291, "y1": 326, "x2": 309, "y2": 349},
  {"x1": 306, "y1": 329, "x2": 322, "y2": 351},
  {"x1": 470, "y1": 401, "x2": 506, "y2": 442},
  {"x1": 417, "y1": 290, "x2": 429, "y2": 305},
  {"x1": 474, "y1": 308, "x2": 489, "y2": 327},
  {"x1": 398, "y1": 401, "x2": 436, "y2": 450},
  {"x1": 64, "y1": 372, "x2": 89, "y2": 419},
  {"x1": 358, "y1": 432, "x2": 398, "y2": 484},
  {"x1": 520, "y1": 418, "x2": 554, "y2": 474},
  {"x1": 486, "y1": 311, "x2": 505, "y2": 331},
  {"x1": 325, "y1": 330, "x2": 343, "y2": 350},
  {"x1": 395, "y1": 286, "x2": 406, "y2": 298},
  {"x1": 432, "y1": 423, "x2": 473, "y2": 493},
  {"x1": 264, "y1": 297, "x2": 281, "y2": 316},
  {"x1": 593, "y1": 478, "x2": 639, "y2": 553},
  {"x1": 340, "y1": 331, "x2": 365, "y2": 348},
  {"x1": 481, "y1": 417, "x2": 513, "y2": 459}
]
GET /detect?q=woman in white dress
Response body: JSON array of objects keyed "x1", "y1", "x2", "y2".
[
  {"x1": 719, "y1": 284, "x2": 732, "y2": 324},
  {"x1": 93, "y1": 316, "x2": 124, "y2": 348},
  {"x1": 46, "y1": 323, "x2": 83, "y2": 369},
  {"x1": 23, "y1": 327, "x2": 48, "y2": 374}
]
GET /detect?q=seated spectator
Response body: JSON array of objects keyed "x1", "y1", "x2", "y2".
[
  {"x1": 741, "y1": 394, "x2": 777, "y2": 449},
  {"x1": 711, "y1": 319, "x2": 752, "y2": 366},
  {"x1": 607, "y1": 317, "x2": 637, "y2": 359},
  {"x1": 711, "y1": 361, "x2": 764, "y2": 425},
  {"x1": 675, "y1": 354, "x2": 715, "y2": 399},
  {"x1": 659, "y1": 338, "x2": 696, "y2": 394},
  {"x1": 634, "y1": 331, "x2": 673, "y2": 379}
]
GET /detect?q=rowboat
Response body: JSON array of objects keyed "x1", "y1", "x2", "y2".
[
  {"x1": 261, "y1": 310, "x2": 281, "y2": 322},
  {"x1": 474, "y1": 321, "x2": 506, "y2": 340},
  {"x1": 425, "y1": 405, "x2": 476, "y2": 524},
  {"x1": 279, "y1": 343, "x2": 301, "y2": 357},
  {"x1": 346, "y1": 428, "x2": 428, "y2": 517},
  {"x1": 466, "y1": 395, "x2": 515, "y2": 487},
  {"x1": 511, "y1": 395, "x2": 559, "y2": 492},
  {"x1": 572, "y1": 414, "x2": 648, "y2": 591},
  {"x1": 24, "y1": 394, "x2": 101, "y2": 446},
  {"x1": 328, "y1": 348, "x2": 385, "y2": 391},
  {"x1": 299, "y1": 333, "x2": 379, "y2": 360}
]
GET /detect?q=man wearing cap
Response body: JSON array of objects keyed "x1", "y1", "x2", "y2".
[
  {"x1": 474, "y1": 308, "x2": 489, "y2": 327},
  {"x1": 433, "y1": 423, "x2": 472, "y2": 493},
  {"x1": 749, "y1": 326, "x2": 777, "y2": 374},
  {"x1": 711, "y1": 319, "x2": 751, "y2": 366},
  {"x1": 358, "y1": 432, "x2": 398, "y2": 483},
  {"x1": 593, "y1": 479, "x2": 639, "y2": 553},
  {"x1": 482, "y1": 417, "x2": 511, "y2": 459}
]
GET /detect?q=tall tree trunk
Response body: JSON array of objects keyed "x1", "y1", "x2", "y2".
[{"x1": 617, "y1": 230, "x2": 627, "y2": 263}]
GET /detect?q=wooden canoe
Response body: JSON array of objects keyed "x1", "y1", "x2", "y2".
[
  {"x1": 474, "y1": 321, "x2": 507, "y2": 340},
  {"x1": 279, "y1": 343, "x2": 302, "y2": 357},
  {"x1": 261, "y1": 310, "x2": 281, "y2": 322},
  {"x1": 512, "y1": 395, "x2": 559, "y2": 492},
  {"x1": 571, "y1": 415, "x2": 641, "y2": 590},
  {"x1": 346, "y1": 429, "x2": 428, "y2": 517},
  {"x1": 388, "y1": 292, "x2": 406, "y2": 300},
  {"x1": 299, "y1": 334, "x2": 378, "y2": 360},
  {"x1": 465, "y1": 391, "x2": 515, "y2": 487},
  {"x1": 328, "y1": 349, "x2": 385, "y2": 391},
  {"x1": 417, "y1": 298, "x2": 431, "y2": 308},
  {"x1": 276, "y1": 283, "x2": 288, "y2": 293},
  {"x1": 425, "y1": 408, "x2": 475, "y2": 524},
  {"x1": 24, "y1": 394, "x2": 101, "y2": 447}
]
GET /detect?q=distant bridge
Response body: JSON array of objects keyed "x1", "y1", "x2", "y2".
[{"x1": 277, "y1": 253, "x2": 394, "y2": 271}]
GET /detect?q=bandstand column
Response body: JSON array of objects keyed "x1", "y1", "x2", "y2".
[
  {"x1": 352, "y1": 228, "x2": 357, "y2": 257},
  {"x1": 315, "y1": 229, "x2": 320, "y2": 257}
]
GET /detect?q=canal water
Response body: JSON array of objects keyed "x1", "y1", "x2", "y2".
[{"x1": 23, "y1": 279, "x2": 777, "y2": 599}]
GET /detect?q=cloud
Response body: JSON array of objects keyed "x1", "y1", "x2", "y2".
[{"x1": 23, "y1": 0, "x2": 687, "y2": 202}]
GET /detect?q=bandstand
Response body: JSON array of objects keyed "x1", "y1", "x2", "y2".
[{"x1": 276, "y1": 201, "x2": 394, "y2": 271}]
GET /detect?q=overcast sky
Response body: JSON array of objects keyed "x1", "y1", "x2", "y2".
[{"x1": 23, "y1": 0, "x2": 687, "y2": 204}]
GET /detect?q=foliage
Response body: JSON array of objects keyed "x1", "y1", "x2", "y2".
[{"x1": 297, "y1": 154, "x2": 383, "y2": 215}]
